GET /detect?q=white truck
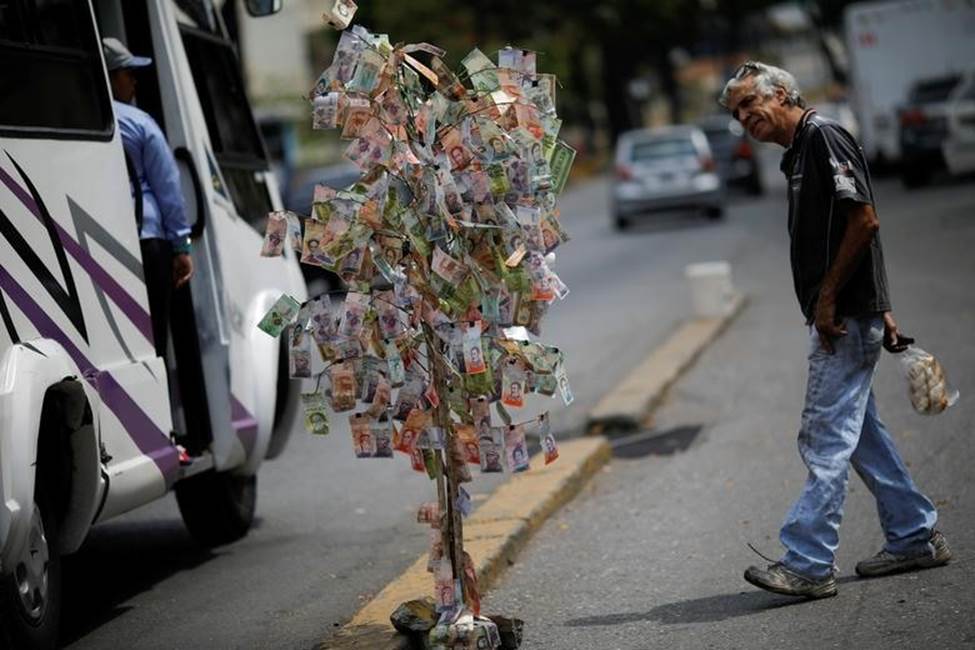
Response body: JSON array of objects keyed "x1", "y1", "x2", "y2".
[
  {"x1": 842, "y1": 0, "x2": 975, "y2": 167},
  {"x1": 0, "y1": 0, "x2": 305, "y2": 647}
]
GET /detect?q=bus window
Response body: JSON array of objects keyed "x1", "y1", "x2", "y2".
[
  {"x1": 0, "y1": 0, "x2": 113, "y2": 138},
  {"x1": 179, "y1": 25, "x2": 273, "y2": 228}
]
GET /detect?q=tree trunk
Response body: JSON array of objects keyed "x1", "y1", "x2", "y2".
[
  {"x1": 655, "y1": 48, "x2": 682, "y2": 124},
  {"x1": 569, "y1": 44, "x2": 598, "y2": 155},
  {"x1": 598, "y1": 37, "x2": 638, "y2": 141},
  {"x1": 425, "y1": 325, "x2": 465, "y2": 601}
]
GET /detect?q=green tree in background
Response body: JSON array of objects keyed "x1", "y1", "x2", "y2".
[{"x1": 308, "y1": 0, "x2": 804, "y2": 146}]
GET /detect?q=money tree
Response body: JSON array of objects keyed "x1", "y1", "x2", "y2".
[{"x1": 257, "y1": 17, "x2": 575, "y2": 646}]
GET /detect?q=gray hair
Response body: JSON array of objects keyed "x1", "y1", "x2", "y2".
[{"x1": 718, "y1": 60, "x2": 806, "y2": 110}]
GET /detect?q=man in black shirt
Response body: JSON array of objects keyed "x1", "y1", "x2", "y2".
[{"x1": 720, "y1": 61, "x2": 949, "y2": 599}]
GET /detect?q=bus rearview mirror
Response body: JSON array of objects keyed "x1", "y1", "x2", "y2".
[{"x1": 244, "y1": 0, "x2": 282, "y2": 18}]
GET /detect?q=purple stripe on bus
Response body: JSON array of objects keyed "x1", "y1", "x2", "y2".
[
  {"x1": 231, "y1": 396, "x2": 259, "y2": 457},
  {"x1": 0, "y1": 164, "x2": 154, "y2": 342},
  {"x1": 0, "y1": 265, "x2": 179, "y2": 486},
  {"x1": 95, "y1": 372, "x2": 180, "y2": 485},
  {"x1": 3, "y1": 162, "x2": 260, "y2": 468},
  {"x1": 0, "y1": 164, "x2": 35, "y2": 218}
]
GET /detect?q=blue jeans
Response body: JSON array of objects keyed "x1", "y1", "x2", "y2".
[{"x1": 779, "y1": 315, "x2": 938, "y2": 579}]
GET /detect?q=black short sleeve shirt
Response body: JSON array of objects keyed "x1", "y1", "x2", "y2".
[{"x1": 780, "y1": 110, "x2": 891, "y2": 322}]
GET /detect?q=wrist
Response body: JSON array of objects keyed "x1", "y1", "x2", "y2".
[{"x1": 172, "y1": 237, "x2": 192, "y2": 255}]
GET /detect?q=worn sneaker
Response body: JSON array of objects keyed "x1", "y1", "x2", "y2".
[
  {"x1": 855, "y1": 530, "x2": 951, "y2": 578},
  {"x1": 744, "y1": 562, "x2": 838, "y2": 599}
]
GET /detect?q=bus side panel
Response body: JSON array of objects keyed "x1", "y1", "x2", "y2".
[{"x1": 0, "y1": 136, "x2": 179, "y2": 522}]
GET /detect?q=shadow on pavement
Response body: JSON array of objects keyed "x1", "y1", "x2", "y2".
[
  {"x1": 59, "y1": 517, "x2": 218, "y2": 646},
  {"x1": 563, "y1": 577, "x2": 859, "y2": 627},
  {"x1": 616, "y1": 213, "x2": 723, "y2": 235},
  {"x1": 327, "y1": 622, "x2": 408, "y2": 650},
  {"x1": 609, "y1": 425, "x2": 702, "y2": 459}
]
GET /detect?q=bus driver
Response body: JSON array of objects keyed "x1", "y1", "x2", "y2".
[{"x1": 103, "y1": 37, "x2": 194, "y2": 357}]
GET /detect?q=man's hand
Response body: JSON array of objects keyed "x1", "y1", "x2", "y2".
[
  {"x1": 814, "y1": 293, "x2": 846, "y2": 354},
  {"x1": 882, "y1": 311, "x2": 914, "y2": 353},
  {"x1": 173, "y1": 253, "x2": 193, "y2": 289},
  {"x1": 813, "y1": 203, "x2": 879, "y2": 354}
]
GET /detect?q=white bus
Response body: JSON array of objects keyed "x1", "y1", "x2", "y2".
[{"x1": 0, "y1": 1, "x2": 305, "y2": 646}]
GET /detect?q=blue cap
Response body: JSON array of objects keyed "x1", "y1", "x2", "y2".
[{"x1": 102, "y1": 37, "x2": 153, "y2": 72}]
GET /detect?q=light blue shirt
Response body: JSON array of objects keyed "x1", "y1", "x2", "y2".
[{"x1": 114, "y1": 100, "x2": 191, "y2": 246}]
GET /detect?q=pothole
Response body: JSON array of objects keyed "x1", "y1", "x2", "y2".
[{"x1": 607, "y1": 424, "x2": 703, "y2": 459}]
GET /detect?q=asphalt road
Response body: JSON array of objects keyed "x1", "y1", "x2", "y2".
[
  {"x1": 60, "y1": 163, "x2": 710, "y2": 650},
  {"x1": 60, "y1": 148, "x2": 973, "y2": 649},
  {"x1": 482, "y1": 166, "x2": 975, "y2": 648}
]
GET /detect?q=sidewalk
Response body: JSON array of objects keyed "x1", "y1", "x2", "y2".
[{"x1": 481, "y1": 175, "x2": 975, "y2": 648}]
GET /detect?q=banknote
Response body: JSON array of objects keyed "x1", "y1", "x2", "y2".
[
  {"x1": 498, "y1": 46, "x2": 536, "y2": 76},
  {"x1": 289, "y1": 329, "x2": 312, "y2": 378},
  {"x1": 487, "y1": 163, "x2": 510, "y2": 197},
  {"x1": 372, "y1": 419, "x2": 394, "y2": 458},
  {"x1": 322, "y1": 0, "x2": 357, "y2": 30},
  {"x1": 556, "y1": 363, "x2": 574, "y2": 406},
  {"x1": 350, "y1": 413, "x2": 375, "y2": 458},
  {"x1": 260, "y1": 211, "x2": 287, "y2": 257},
  {"x1": 301, "y1": 391, "x2": 330, "y2": 435},
  {"x1": 312, "y1": 92, "x2": 339, "y2": 130},
  {"x1": 330, "y1": 363, "x2": 357, "y2": 412},
  {"x1": 257, "y1": 294, "x2": 300, "y2": 337},
  {"x1": 384, "y1": 338, "x2": 406, "y2": 387},
  {"x1": 462, "y1": 321, "x2": 487, "y2": 374},
  {"x1": 549, "y1": 139, "x2": 577, "y2": 195},
  {"x1": 504, "y1": 423, "x2": 530, "y2": 472},
  {"x1": 432, "y1": 246, "x2": 467, "y2": 285},
  {"x1": 461, "y1": 48, "x2": 499, "y2": 93}
]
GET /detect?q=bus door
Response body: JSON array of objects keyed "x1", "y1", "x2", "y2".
[{"x1": 104, "y1": 0, "x2": 305, "y2": 473}]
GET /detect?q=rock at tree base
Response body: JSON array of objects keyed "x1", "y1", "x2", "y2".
[
  {"x1": 486, "y1": 616, "x2": 524, "y2": 649},
  {"x1": 391, "y1": 598, "x2": 438, "y2": 636}
]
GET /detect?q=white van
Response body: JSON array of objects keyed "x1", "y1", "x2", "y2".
[
  {"x1": 0, "y1": 0, "x2": 305, "y2": 646},
  {"x1": 843, "y1": 0, "x2": 975, "y2": 167}
]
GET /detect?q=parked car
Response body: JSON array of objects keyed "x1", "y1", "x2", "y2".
[
  {"x1": 696, "y1": 115, "x2": 763, "y2": 195},
  {"x1": 612, "y1": 125, "x2": 724, "y2": 229},
  {"x1": 898, "y1": 74, "x2": 964, "y2": 186},
  {"x1": 942, "y1": 69, "x2": 975, "y2": 178}
]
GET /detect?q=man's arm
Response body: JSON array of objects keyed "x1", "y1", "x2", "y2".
[
  {"x1": 142, "y1": 119, "x2": 194, "y2": 288},
  {"x1": 813, "y1": 201, "x2": 878, "y2": 353}
]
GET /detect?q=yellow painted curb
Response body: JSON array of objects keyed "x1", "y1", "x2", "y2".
[
  {"x1": 587, "y1": 293, "x2": 747, "y2": 430},
  {"x1": 324, "y1": 436, "x2": 612, "y2": 649}
]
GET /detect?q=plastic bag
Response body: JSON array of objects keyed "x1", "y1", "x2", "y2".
[{"x1": 900, "y1": 346, "x2": 959, "y2": 415}]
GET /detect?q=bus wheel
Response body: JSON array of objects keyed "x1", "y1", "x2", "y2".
[
  {"x1": 0, "y1": 479, "x2": 62, "y2": 650},
  {"x1": 175, "y1": 472, "x2": 256, "y2": 547}
]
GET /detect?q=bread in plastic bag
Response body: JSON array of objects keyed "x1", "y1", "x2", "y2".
[{"x1": 899, "y1": 346, "x2": 959, "y2": 415}]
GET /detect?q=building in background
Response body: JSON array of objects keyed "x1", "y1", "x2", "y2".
[{"x1": 236, "y1": 0, "x2": 317, "y2": 106}]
